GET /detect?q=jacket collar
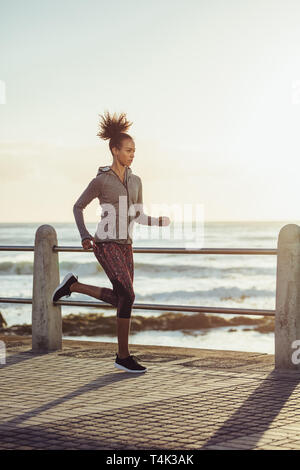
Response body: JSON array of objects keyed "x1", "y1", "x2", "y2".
[{"x1": 97, "y1": 165, "x2": 132, "y2": 177}]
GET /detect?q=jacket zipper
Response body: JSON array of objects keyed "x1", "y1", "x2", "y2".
[{"x1": 109, "y1": 167, "x2": 130, "y2": 241}]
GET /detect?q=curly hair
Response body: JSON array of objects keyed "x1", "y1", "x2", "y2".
[{"x1": 97, "y1": 110, "x2": 134, "y2": 155}]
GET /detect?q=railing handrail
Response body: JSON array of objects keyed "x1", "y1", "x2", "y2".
[
  {"x1": 0, "y1": 245, "x2": 35, "y2": 251},
  {"x1": 0, "y1": 245, "x2": 277, "y2": 255},
  {"x1": 0, "y1": 297, "x2": 275, "y2": 316},
  {"x1": 54, "y1": 246, "x2": 277, "y2": 255}
]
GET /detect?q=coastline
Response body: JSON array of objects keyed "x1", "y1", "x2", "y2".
[
  {"x1": 0, "y1": 311, "x2": 274, "y2": 337},
  {"x1": 0, "y1": 333, "x2": 275, "y2": 362}
]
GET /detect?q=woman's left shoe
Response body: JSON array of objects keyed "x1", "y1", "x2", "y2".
[
  {"x1": 114, "y1": 353, "x2": 147, "y2": 373},
  {"x1": 52, "y1": 273, "x2": 78, "y2": 302}
]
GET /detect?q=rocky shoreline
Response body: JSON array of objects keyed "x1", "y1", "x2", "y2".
[{"x1": 0, "y1": 311, "x2": 274, "y2": 337}]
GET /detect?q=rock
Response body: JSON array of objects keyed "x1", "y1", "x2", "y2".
[
  {"x1": 0, "y1": 312, "x2": 7, "y2": 328},
  {"x1": 0, "y1": 311, "x2": 275, "y2": 336}
]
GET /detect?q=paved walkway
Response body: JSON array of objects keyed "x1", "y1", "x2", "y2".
[{"x1": 1, "y1": 335, "x2": 300, "y2": 450}]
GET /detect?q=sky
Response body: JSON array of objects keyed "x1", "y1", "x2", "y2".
[{"x1": 1, "y1": 0, "x2": 300, "y2": 223}]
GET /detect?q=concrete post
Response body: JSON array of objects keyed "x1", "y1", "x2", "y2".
[
  {"x1": 275, "y1": 224, "x2": 300, "y2": 369},
  {"x1": 32, "y1": 224, "x2": 62, "y2": 351}
]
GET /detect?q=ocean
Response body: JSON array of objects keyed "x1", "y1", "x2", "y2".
[{"x1": 0, "y1": 220, "x2": 294, "y2": 354}]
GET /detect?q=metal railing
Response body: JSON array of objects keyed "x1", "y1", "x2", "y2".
[
  {"x1": 54, "y1": 245, "x2": 276, "y2": 316},
  {"x1": 1, "y1": 222, "x2": 300, "y2": 370},
  {"x1": 0, "y1": 244, "x2": 276, "y2": 317}
]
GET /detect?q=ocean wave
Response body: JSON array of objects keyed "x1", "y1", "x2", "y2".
[
  {"x1": 0, "y1": 260, "x2": 105, "y2": 276},
  {"x1": 0, "y1": 259, "x2": 275, "y2": 277},
  {"x1": 0, "y1": 261, "x2": 33, "y2": 275},
  {"x1": 134, "y1": 262, "x2": 275, "y2": 277},
  {"x1": 137, "y1": 286, "x2": 274, "y2": 301}
]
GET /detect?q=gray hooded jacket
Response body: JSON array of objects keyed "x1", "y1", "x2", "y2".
[{"x1": 73, "y1": 165, "x2": 160, "y2": 244}]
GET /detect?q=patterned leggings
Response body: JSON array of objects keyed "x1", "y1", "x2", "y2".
[{"x1": 92, "y1": 240, "x2": 135, "y2": 318}]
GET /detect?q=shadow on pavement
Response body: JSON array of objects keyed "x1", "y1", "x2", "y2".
[
  {"x1": 6, "y1": 370, "x2": 142, "y2": 427},
  {"x1": 0, "y1": 349, "x2": 51, "y2": 369},
  {"x1": 201, "y1": 369, "x2": 300, "y2": 449}
]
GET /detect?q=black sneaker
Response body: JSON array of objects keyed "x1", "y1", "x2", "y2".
[
  {"x1": 114, "y1": 354, "x2": 147, "y2": 373},
  {"x1": 52, "y1": 272, "x2": 78, "y2": 302}
]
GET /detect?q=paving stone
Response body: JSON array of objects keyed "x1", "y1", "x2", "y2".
[{"x1": 1, "y1": 339, "x2": 300, "y2": 450}]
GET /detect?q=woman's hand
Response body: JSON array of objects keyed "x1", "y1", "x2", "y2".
[
  {"x1": 82, "y1": 237, "x2": 94, "y2": 250},
  {"x1": 158, "y1": 216, "x2": 171, "y2": 227}
]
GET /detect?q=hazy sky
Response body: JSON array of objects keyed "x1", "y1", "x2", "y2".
[{"x1": 1, "y1": 0, "x2": 300, "y2": 223}]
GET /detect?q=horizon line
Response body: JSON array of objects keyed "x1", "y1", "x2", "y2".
[{"x1": 0, "y1": 219, "x2": 299, "y2": 224}]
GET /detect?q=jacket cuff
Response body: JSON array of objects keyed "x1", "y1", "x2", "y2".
[{"x1": 81, "y1": 235, "x2": 92, "y2": 242}]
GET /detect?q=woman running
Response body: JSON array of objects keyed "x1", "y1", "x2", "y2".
[{"x1": 52, "y1": 111, "x2": 170, "y2": 373}]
